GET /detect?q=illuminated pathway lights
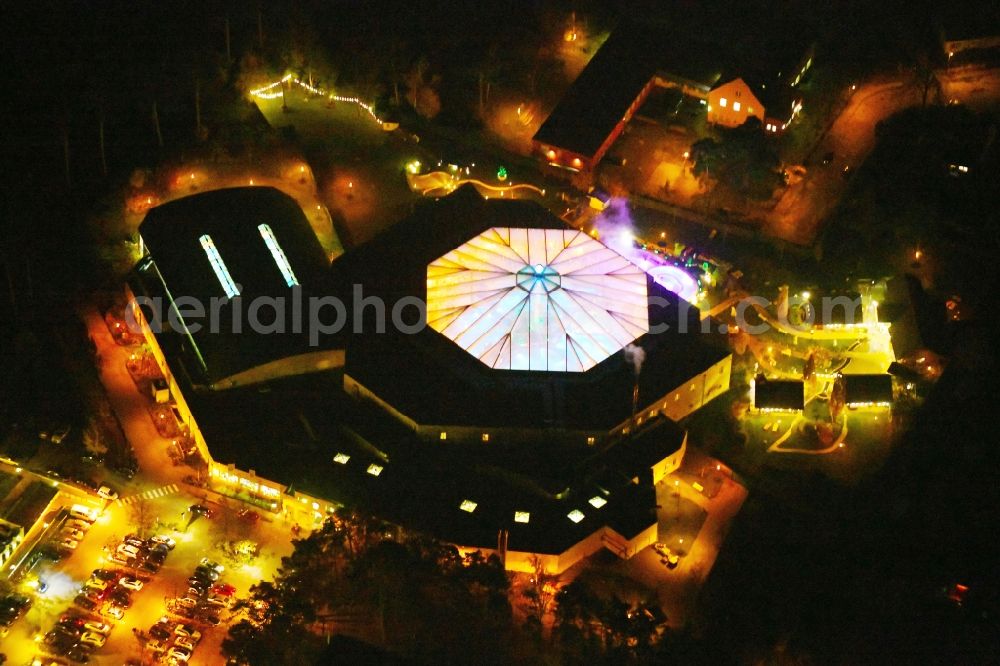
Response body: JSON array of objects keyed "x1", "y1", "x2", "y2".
[{"x1": 427, "y1": 227, "x2": 649, "y2": 372}]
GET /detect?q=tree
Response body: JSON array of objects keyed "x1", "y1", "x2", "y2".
[
  {"x1": 404, "y1": 57, "x2": 441, "y2": 119},
  {"x1": 128, "y1": 497, "x2": 156, "y2": 537},
  {"x1": 690, "y1": 117, "x2": 784, "y2": 201}
]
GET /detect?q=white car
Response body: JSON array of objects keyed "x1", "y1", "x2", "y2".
[
  {"x1": 84, "y1": 621, "x2": 111, "y2": 635},
  {"x1": 97, "y1": 486, "x2": 118, "y2": 500},
  {"x1": 199, "y1": 558, "x2": 224, "y2": 572},
  {"x1": 118, "y1": 577, "x2": 143, "y2": 591},
  {"x1": 118, "y1": 544, "x2": 140, "y2": 557},
  {"x1": 166, "y1": 646, "x2": 191, "y2": 662},
  {"x1": 59, "y1": 538, "x2": 79, "y2": 550},
  {"x1": 173, "y1": 636, "x2": 197, "y2": 650},
  {"x1": 149, "y1": 535, "x2": 176, "y2": 549},
  {"x1": 80, "y1": 631, "x2": 106, "y2": 647}
]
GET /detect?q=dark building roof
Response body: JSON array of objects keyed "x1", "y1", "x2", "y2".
[
  {"x1": 843, "y1": 374, "x2": 893, "y2": 405},
  {"x1": 173, "y1": 187, "x2": 706, "y2": 558},
  {"x1": 133, "y1": 187, "x2": 337, "y2": 387},
  {"x1": 533, "y1": 26, "x2": 663, "y2": 158},
  {"x1": 184, "y1": 366, "x2": 673, "y2": 556},
  {"x1": 335, "y1": 186, "x2": 731, "y2": 432},
  {"x1": 754, "y1": 377, "x2": 804, "y2": 410}
]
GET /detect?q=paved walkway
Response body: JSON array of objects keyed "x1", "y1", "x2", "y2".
[
  {"x1": 79, "y1": 305, "x2": 187, "y2": 490},
  {"x1": 116, "y1": 482, "x2": 181, "y2": 505}
]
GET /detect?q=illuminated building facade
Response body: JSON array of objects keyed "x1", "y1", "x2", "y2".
[{"x1": 131, "y1": 185, "x2": 732, "y2": 573}]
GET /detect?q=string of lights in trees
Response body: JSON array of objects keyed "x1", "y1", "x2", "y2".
[{"x1": 249, "y1": 75, "x2": 385, "y2": 127}]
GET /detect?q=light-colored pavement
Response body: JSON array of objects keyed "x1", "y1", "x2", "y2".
[
  {"x1": 80, "y1": 305, "x2": 185, "y2": 491},
  {"x1": 619, "y1": 449, "x2": 747, "y2": 628}
]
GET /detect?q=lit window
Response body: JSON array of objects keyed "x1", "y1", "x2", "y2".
[
  {"x1": 588, "y1": 496, "x2": 607, "y2": 508},
  {"x1": 514, "y1": 511, "x2": 530, "y2": 524},
  {"x1": 311, "y1": 502, "x2": 319, "y2": 510},
  {"x1": 546, "y1": 149, "x2": 556, "y2": 161},
  {"x1": 748, "y1": 107, "x2": 754, "y2": 114},
  {"x1": 586, "y1": 436, "x2": 596, "y2": 446},
  {"x1": 567, "y1": 509, "x2": 585, "y2": 523},
  {"x1": 333, "y1": 453, "x2": 350, "y2": 464},
  {"x1": 481, "y1": 433, "x2": 490, "y2": 442},
  {"x1": 366, "y1": 464, "x2": 383, "y2": 477},
  {"x1": 258, "y1": 224, "x2": 300, "y2": 287},
  {"x1": 439, "y1": 432, "x2": 447, "y2": 441},
  {"x1": 571, "y1": 157, "x2": 582, "y2": 168},
  {"x1": 719, "y1": 97, "x2": 728, "y2": 108},
  {"x1": 199, "y1": 235, "x2": 240, "y2": 298},
  {"x1": 733, "y1": 101, "x2": 741, "y2": 112},
  {"x1": 460, "y1": 499, "x2": 477, "y2": 513}
]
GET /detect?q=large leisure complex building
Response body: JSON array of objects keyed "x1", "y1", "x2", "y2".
[{"x1": 127, "y1": 185, "x2": 731, "y2": 573}]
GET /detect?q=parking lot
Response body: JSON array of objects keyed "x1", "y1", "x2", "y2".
[{"x1": 2, "y1": 487, "x2": 294, "y2": 665}]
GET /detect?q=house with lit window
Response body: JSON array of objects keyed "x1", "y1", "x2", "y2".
[
  {"x1": 129, "y1": 185, "x2": 732, "y2": 574},
  {"x1": 534, "y1": 21, "x2": 813, "y2": 169}
]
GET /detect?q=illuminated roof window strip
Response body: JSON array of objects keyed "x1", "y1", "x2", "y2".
[
  {"x1": 257, "y1": 223, "x2": 300, "y2": 287},
  {"x1": 198, "y1": 234, "x2": 240, "y2": 298}
]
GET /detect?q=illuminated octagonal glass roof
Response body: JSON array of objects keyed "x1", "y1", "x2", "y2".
[{"x1": 427, "y1": 227, "x2": 649, "y2": 372}]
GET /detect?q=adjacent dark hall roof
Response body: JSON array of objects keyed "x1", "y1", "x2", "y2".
[
  {"x1": 754, "y1": 378, "x2": 804, "y2": 410},
  {"x1": 533, "y1": 24, "x2": 666, "y2": 158},
  {"x1": 133, "y1": 187, "x2": 337, "y2": 385},
  {"x1": 843, "y1": 374, "x2": 893, "y2": 404}
]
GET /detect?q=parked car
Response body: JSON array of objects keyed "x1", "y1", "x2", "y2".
[
  {"x1": 189, "y1": 504, "x2": 214, "y2": 518},
  {"x1": 67, "y1": 519, "x2": 91, "y2": 532},
  {"x1": 100, "y1": 604, "x2": 124, "y2": 620},
  {"x1": 145, "y1": 639, "x2": 167, "y2": 654},
  {"x1": 117, "y1": 544, "x2": 139, "y2": 557},
  {"x1": 97, "y1": 486, "x2": 118, "y2": 500},
  {"x1": 149, "y1": 623, "x2": 172, "y2": 640},
  {"x1": 173, "y1": 623, "x2": 202, "y2": 641},
  {"x1": 73, "y1": 595, "x2": 98, "y2": 612},
  {"x1": 84, "y1": 580, "x2": 108, "y2": 593},
  {"x1": 210, "y1": 583, "x2": 236, "y2": 597},
  {"x1": 79, "y1": 631, "x2": 106, "y2": 647},
  {"x1": 193, "y1": 566, "x2": 219, "y2": 581},
  {"x1": 173, "y1": 636, "x2": 197, "y2": 650},
  {"x1": 91, "y1": 569, "x2": 119, "y2": 582},
  {"x1": 118, "y1": 577, "x2": 143, "y2": 591},
  {"x1": 199, "y1": 558, "x2": 224, "y2": 572},
  {"x1": 165, "y1": 647, "x2": 192, "y2": 663},
  {"x1": 62, "y1": 528, "x2": 86, "y2": 542},
  {"x1": 59, "y1": 538, "x2": 79, "y2": 551},
  {"x1": 110, "y1": 589, "x2": 132, "y2": 608},
  {"x1": 83, "y1": 620, "x2": 111, "y2": 635},
  {"x1": 149, "y1": 535, "x2": 176, "y2": 549}
]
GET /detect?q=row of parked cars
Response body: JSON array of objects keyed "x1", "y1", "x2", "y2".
[
  {"x1": 54, "y1": 505, "x2": 101, "y2": 553},
  {"x1": 0, "y1": 593, "x2": 32, "y2": 637},
  {"x1": 167, "y1": 558, "x2": 231, "y2": 624},
  {"x1": 144, "y1": 558, "x2": 231, "y2": 664},
  {"x1": 110, "y1": 532, "x2": 175, "y2": 573},
  {"x1": 41, "y1": 535, "x2": 176, "y2": 663},
  {"x1": 145, "y1": 617, "x2": 205, "y2": 664}
]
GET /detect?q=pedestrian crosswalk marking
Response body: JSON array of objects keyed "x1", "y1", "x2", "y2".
[{"x1": 117, "y1": 483, "x2": 180, "y2": 505}]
